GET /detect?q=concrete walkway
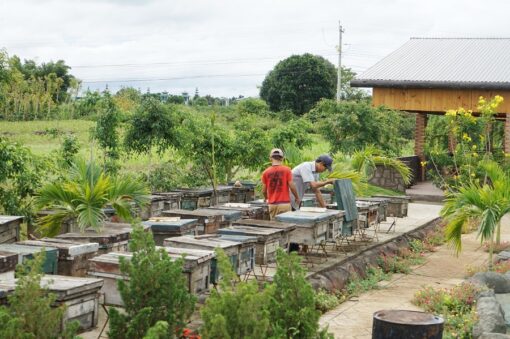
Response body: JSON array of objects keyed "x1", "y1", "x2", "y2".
[
  {"x1": 319, "y1": 216, "x2": 510, "y2": 338},
  {"x1": 406, "y1": 181, "x2": 445, "y2": 203}
]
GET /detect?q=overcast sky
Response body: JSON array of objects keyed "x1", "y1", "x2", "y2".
[{"x1": 1, "y1": 0, "x2": 509, "y2": 97}]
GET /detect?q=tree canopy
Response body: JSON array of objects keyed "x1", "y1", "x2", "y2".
[{"x1": 260, "y1": 53, "x2": 337, "y2": 115}]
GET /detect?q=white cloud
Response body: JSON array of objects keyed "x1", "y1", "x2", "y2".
[{"x1": 1, "y1": 0, "x2": 509, "y2": 96}]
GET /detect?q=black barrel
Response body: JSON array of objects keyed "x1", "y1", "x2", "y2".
[{"x1": 372, "y1": 310, "x2": 444, "y2": 339}]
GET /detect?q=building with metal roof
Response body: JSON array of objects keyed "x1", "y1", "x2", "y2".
[{"x1": 350, "y1": 37, "x2": 510, "y2": 166}]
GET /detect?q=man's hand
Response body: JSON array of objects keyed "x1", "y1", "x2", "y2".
[
  {"x1": 295, "y1": 198, "x2": 301, "y2": 207},
  {"x1": 326, "y1": 178, "x2": 336, "y2": 185}
]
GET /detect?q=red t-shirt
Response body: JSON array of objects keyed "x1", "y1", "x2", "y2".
[{"x1": 261, "y1": 165, "x2": 292, "y2": 204}]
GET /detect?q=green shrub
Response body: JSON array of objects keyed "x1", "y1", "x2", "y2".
[
  {"x1": 413, "y1": 283, "x2": 482, "y2": 339},
  {"x1": 108, "y1": 223, "x2": 196, "y2": 339},
  {"x1": 315, "y1": 289, "x2": 340, "y2": 313},
  {"x1": 0, "y1": 251, "x2": 79, "y2": 339}
]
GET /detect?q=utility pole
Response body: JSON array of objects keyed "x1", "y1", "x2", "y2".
[{"x1": 336, "y1": 21, "x2": 344, "y2": 102}]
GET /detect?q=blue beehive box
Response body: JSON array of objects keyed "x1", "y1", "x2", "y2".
[{"x1": 0, "y1": 244, "x2": 58, "y2": 274}]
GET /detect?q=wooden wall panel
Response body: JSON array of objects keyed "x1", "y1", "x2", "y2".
[{"x1": 372, "y1": 88, "x2": 510, "y2": 113}]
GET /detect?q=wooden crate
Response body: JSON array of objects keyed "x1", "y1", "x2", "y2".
[
  {"x1": 205, "y1": 208, "x2": 242, "y2": 228},
  {"x1": 142, "y1": 217, "x2": 198, "y2": 245},
  {"x1": 275, "y1": 211, "x2": 335, "y2": 246},
  {"x1": 0, "y1": 275, "x2": 103, "y2": 332},
  {"x1": 139, "y1": 195, "x2": 169, "y2": 220},
  {"x1": 219, "y1": 225, "x2": 286, "y2": 265},
  {"x1": 162, "y1": 209, "x2": 224, "y2": 235},
  {"x1": 373, "y1": 195, "x2": 410, "y2": 218},
  {"x1": 164, "y1": 236, "x2": 244, "y2": 282},
  {"x1": 213, "y1": 203, "x2": 265, "y2": 220},
  {"x1": 0, "y1": 244, "x2": 58, "y2": 274},
  {"x1": 88, "y1": 248, "x2": 214, "y2": 305},
  {"x1": 227, "y1": 182, "x2": 256, "y2": 203},
  {"x1": 247, "y1": 199, "x2": 270, "y2": 220},
  {"x1": 16, "y1": 239, "x2": 99, "y2": 277},
  {"x1": 0, "y1": 216, "x2": 22, "y2": 244},
  {"x1": 357, "y1": 197, "x2": 389, "y2": 222},
  {"x1": 56, "y1": 222, "x2": 148, "y2": 254},
  {"x1": 232, "y1": 219, "x2": 297, "y2": 249},
  {"x1": 0, "y1": 251, "x2": 17, "y2": 280}
]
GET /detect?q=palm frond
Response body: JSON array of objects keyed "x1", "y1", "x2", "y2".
[
  {"x1": 328, "y1": 169, "x2": 368, "y2": 196},
  {"x1": 351, "y1": 146, "x2": 412, "y2": 185},
  {"x1": 37, "y1": 210, "x2": 75, "y2": 237}
]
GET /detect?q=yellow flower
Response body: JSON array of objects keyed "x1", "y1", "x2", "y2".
[
  {"x1": 495, "y1": 95, "x2": 504, "y2": 104},
  {"x1": 445, "y1": 109, "x2": 457, "y2": 117},
  {"x1": 478, "y1": 98, "x2": 486, "y2": 106},
  {"x1": 472, "y1": 145, "x2": 477, "y2": 150},
  {"x1": 472, "y1": 152, "x2": 478, "y2": 158},
  {"x1": 471, "y1": 173, "x2": 476, "y2": 177},
  {"x1": 420, "y1": 161, "x2": 427, "y2": 167},
  {"x1": 462, "y1": 133, "x2": 472, "y2": 142}
]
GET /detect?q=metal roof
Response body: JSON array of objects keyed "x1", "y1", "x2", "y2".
[{"x1": 350, "y1": 38, "x2": 510, "y2": 90}]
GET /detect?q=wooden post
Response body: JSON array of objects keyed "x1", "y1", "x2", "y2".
[
  {"x1": 448, "y1": 131, "x2": 457, "y2": 153},
  {"x1": 414, "y1": 113, "x2": 427, "y2": 160},
  {"x1": 505, "y1": 113, "x2": 510, "y2": 154}
]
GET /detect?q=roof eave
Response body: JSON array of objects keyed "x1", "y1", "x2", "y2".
[{"x1": 350, "y1": 79, "x2": 510, "y2": 90}]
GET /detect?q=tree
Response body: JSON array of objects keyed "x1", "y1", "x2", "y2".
[
  {"x1": 124, "y1": 97, "x2": 180, "y2": 155},
  {"x1": 260, "y1": 54, "x2": 337, "y2": 115},
  {"x1": 235, "y1": 98, "x2": 270, "y2": 116},
  {"x1": 108, "y1": 223, "x2": 196, "y2": 339},
  {"x1": 92, "y1": 91, "x2": 122, "y2": 173},
  {"x1": 309, "y1": 99, "x2": 413, "y2": 155},
  {"x1": 0, "y1": 137, "x2": 45, "y2": 227},
  {"x1": 35, "y1": 158, "x2": 149, "y2": 236},
  {"x1": 58, "y1": 134, "x2": 80, "y2": 168},
  {"x1": 0, "y1": 251, "x2": 79, "y2": 339},
  {"x1": 441, "y1": 160, "x2": 510, "y2": 270}
]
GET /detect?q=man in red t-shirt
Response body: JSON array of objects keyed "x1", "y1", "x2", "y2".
[{"x1": 261, "y1": 148, "x2": 300, "y2": 220}]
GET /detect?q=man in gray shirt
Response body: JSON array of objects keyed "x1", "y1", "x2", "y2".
[{"x1": 291, "y1": 155, "x2": 335, "y2": 210}]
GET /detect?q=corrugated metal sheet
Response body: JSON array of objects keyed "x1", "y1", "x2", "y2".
[{"x1": 351, "y1": 38, "x2": 510, "y2": 89}]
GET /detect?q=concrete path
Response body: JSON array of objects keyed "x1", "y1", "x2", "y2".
[
  {"x1": 406, "y1": 181, "x2": 445, "y2": 203},
  {"x1": 319, "y1": 215, "x2": 510, "y2": 339}
]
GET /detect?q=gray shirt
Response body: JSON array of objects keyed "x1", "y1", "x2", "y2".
[{"x1": 290, "y1": 161, "x2": 320, "y2": 209}]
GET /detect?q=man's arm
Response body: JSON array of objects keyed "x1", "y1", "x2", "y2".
[
  {"x1": 262, "y1": 182, "x2": 268, "y2": 201},
  {"x1": 289, "y1": 181, "x2": 300, "y2": 207},
  {"x1": 309, "y1": 179, "x2": 335, "y2": 208}
]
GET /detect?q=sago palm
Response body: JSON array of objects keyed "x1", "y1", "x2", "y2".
[
  {"x1": 441, "y1": 160, "x2": 510, "y2": 269},
  {"x1": 36, "y1": 159, "x2": 149, "y2": 237}
]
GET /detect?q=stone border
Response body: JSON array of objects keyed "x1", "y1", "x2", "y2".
[{"x1": 307, "y1": 217, "x2": 441, "y2": 292}]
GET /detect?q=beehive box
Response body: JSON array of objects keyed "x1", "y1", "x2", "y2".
[
  {"x1": 356, "y1": 201, "x2": 380, "y2": 228},
  {"x1": 0, "y1": 244, "x2": 58, "y2": 275},
  {"x1": 357, "y1": 197, "x2": 390, "y2": 222},
  {"x1": 0, "y1": 275, "x2": 103, "y2": 331},
  {"x1": 213, "y1": 203, "x2": 265, "y2": 220},
  {"x1": 162, "y1": 209, "x2": 224, "y2": 235},
  {"x1": 216, "y1": 235, "x2": 257, "y2": 274},
  {"x1": 276, "y1": 209, "x2": 343, "y2": 246},
  {"x1": 373, "y1": 195, "x2": 410, "y2": 218},
  {"x1": 164, "y1": 235, "x2": 247, "y2": 281},
  {"x1": 153, "y1": 192, "x2": 182, "y2": 210},
  {"x1": 205, "y1": 208, "x2": 242, "y2": 228},
  {"x1": 139, "y1": 195, "x2": 169, "y2": 220},
  {"x1": 218, "y1": 225, "x2": 285, "y2": 265},
  {"x1": 173, "y1": 188, "x2": 214, "y2": 210},
  {"x1": 142, "y1": 217, "x2": 198, "y2": 245},
  {"x1": 56, "y1": 222, "x2": 147, "y2": 254},
  {"x1": 248, "y1": 199, "x2": 270, "y2": 220},
  {"x1": 232, "y1": 219, "x2": 297, "y2": 249},
  {"x1": 302, "y1": 194, "x2": 318, "y2": 207},
  {"x1": 16, "y1": 238, "x2": 99, "y2": 277},
  {"x1": 0, "y1": 216, "x2": 23, "y2": 244},
  {"x1": 88, "y1": 248, "x2": 214, "y2": 306},
  {"x1": 0, "y1": 251, "x2": 18, "y2": 280},
  {"x1": 227, "y1": 181, "x2": 256, "y2": 202}
]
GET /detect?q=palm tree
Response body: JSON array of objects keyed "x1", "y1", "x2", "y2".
[
  {"x1": 441, "y1": 160, "x2": 510, "y2": 269},
  {"x1": 36, "y1": 159, "x2": 149, "y2": 237}
]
